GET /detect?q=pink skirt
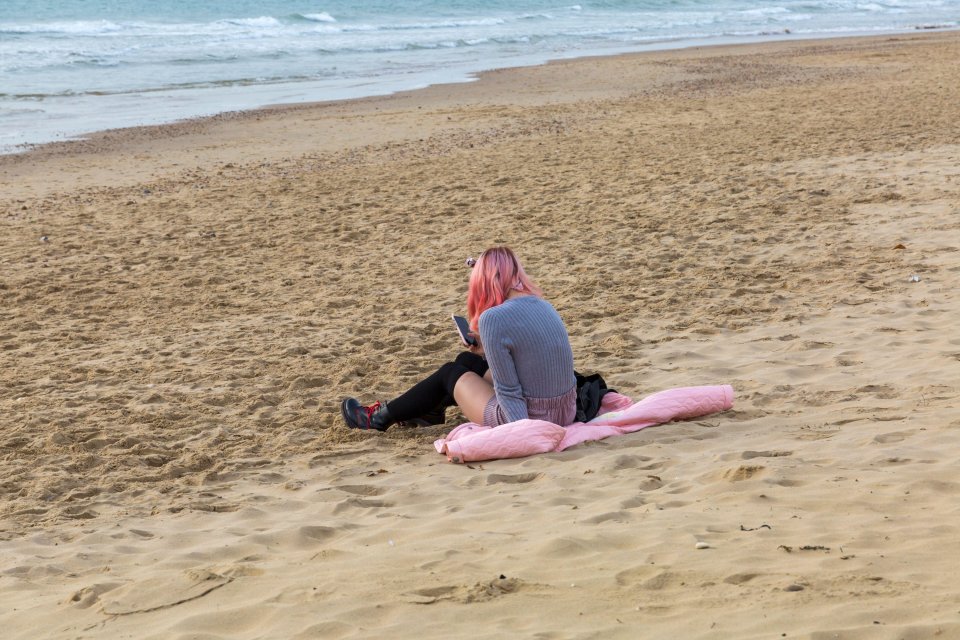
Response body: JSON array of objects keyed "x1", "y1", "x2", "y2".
[{"x1": 482, "y1": 386, "x2": 577, "y2": 428}]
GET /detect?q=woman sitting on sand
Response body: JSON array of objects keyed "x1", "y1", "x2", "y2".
[{"x1": 341, "y1": 246, "x2": 577, "y2": 431}]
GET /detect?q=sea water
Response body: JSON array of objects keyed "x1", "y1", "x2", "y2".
[{"x1": 1, "y1": 0, "x2": 956, "y2": 153}]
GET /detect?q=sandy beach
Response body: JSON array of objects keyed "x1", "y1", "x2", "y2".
[{"x1": 3, "y1": 31, "x2": 960, "y2": 639}]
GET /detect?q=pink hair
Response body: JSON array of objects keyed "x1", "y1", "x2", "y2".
[{"x1": 466, "y1": 246, "x2": 542, "y2": 331}]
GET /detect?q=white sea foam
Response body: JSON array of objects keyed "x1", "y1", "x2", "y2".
[
  {"x1": 384, "y1": 17, "x2": 508, "y2": 30},
  {"x1": 0, "y1": 19, "x2": 128, "y2": 35},
  {"x1": 301, "y1": 12, "x2": 337, "y2": 23},
  {"x1": 219, "y1": 16, "x2": 283, "y2": 28},
  {"x1": 739, "y1": 7, "x2": 791, "y2": 17}
]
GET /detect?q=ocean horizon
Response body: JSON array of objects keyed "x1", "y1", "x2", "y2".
[{"x1": 2, "y1": 0, "x2": 957, "y2": 154}]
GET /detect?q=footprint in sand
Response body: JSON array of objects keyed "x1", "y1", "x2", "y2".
[
  {"x1": 584, "y1": 511, "x2": 632, "y2": 524},
  {"x1": 873, "y1": 430, "x2": 914, "y2": 444},
  {"x1": 486, "y1": 472, "x2": 541, "y2": 485},
  {"x1": 286, "y1": 375, "x2": 328, "y2": 391},
  {"x1": 142, "y1": 393, "x2": 166, "y2": 404},
  {"x1": 332, "y1": 498, "x2": 394, "y2": 514},
  {"x1": 335, "y1": 484, "x2": 384, "y2": 497},
  {"x1": 98, "y1": 570, "x2": 232, "y2": 616},
  {"x1": 299, "y1": 526, "x2": 337, "y2": 542},
  {"x1": 875, "y1": 456, "x2": 912, "y2": 466},
  {"x1": 766, "y1": 477, "x2": 804, "y2": 487},
  {"x1": 614, "y1": 565, "x2": 660, "y2": 587},
  {"x1": 906, "y1": 479, "x2": 960, "y2": 494},
  {"x1": 615, "y1": 567, "x2": 687, "y2": 590},
  {"x1": 538, "y1": 536, "x2": 594, "y2": 557},
  {"x1": 741, "y1": 450, "x2": 793, "y2": 460},
  {"x1": 60, "y1": 505, "x2": 98, "y2": 520},
  {"x1": 638, "y1": 475, "x2": 664, "y2": 490},
  {"x1": 857, "y1": 384, "x2": 900, "y2": 399},
  {"x1": 609, "y1": 454, "x2": 664, "y2": 472},
  {"x1": 406, "y1": 577, "x2": 526, "y2": 604},
  {"x1": 723, "y1": 465, "x2": 765, "y2": 482},
  {"x1": 67, "y1": 582, "x2": 123, "y2": 609},
  {"x1": 620, "y1": 496, "x2": 647, "y2": 509}
]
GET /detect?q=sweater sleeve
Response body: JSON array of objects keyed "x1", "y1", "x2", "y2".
[{"x1": 478, "y1": 311, "x2": 528, "y2": 423}]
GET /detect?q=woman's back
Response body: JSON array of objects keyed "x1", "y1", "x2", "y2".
[{"x1": 479, "y1": 295, "x2": 576, "y2": 424}]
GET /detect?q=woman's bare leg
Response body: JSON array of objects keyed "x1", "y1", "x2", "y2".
[{"x1": 453, "y1": 372, "x2": 496, "y2": 424}]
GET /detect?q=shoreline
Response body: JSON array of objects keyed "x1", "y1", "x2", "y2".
[
  {"x1": 2, "y1": 29, "x2": 957, "y2": 203},
  {"x1": 5, "y1": 24, "x2": 957, "y2": 158},
  {"x1": 3, "y1": 28, "x2": 960, "y2": 638}
]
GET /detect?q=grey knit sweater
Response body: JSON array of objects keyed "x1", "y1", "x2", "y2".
[{"x1": 478, "y1": 295, "x2": 577, "y2": 424}]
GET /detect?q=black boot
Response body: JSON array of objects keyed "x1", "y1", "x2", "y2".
[{"x1": 341, "y1": 398, "x2": 395, "y2": 431}]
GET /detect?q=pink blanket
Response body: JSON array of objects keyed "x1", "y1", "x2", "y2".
[{"x1": 434, "y1": 385, "x2": 734, "y2": 463}]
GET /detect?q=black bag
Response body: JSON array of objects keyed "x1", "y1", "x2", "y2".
[{"x1": 574, "y1": 371, "x2": 616, "y2": 423}]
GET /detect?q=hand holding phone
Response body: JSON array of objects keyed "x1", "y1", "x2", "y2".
[{"x1": 452, "y1": 314, "x2": 477, "y2": 347}]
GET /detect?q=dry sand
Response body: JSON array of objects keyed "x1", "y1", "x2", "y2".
[{"x1": 2, "y1": 31, "x2": 960, "y2": 639}]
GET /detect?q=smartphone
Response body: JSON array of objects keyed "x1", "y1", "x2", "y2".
[{"x1": 451, "y1": 314, "x2": 477, "y2": 347}]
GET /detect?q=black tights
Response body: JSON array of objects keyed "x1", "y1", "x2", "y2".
[{"x1": 386, "y1": 352, "x2": 488, "y2": 421}]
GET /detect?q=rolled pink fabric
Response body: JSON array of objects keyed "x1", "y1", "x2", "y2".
[{"x1": 434, "y1": 385, "x2": 734, "y2": 463}]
